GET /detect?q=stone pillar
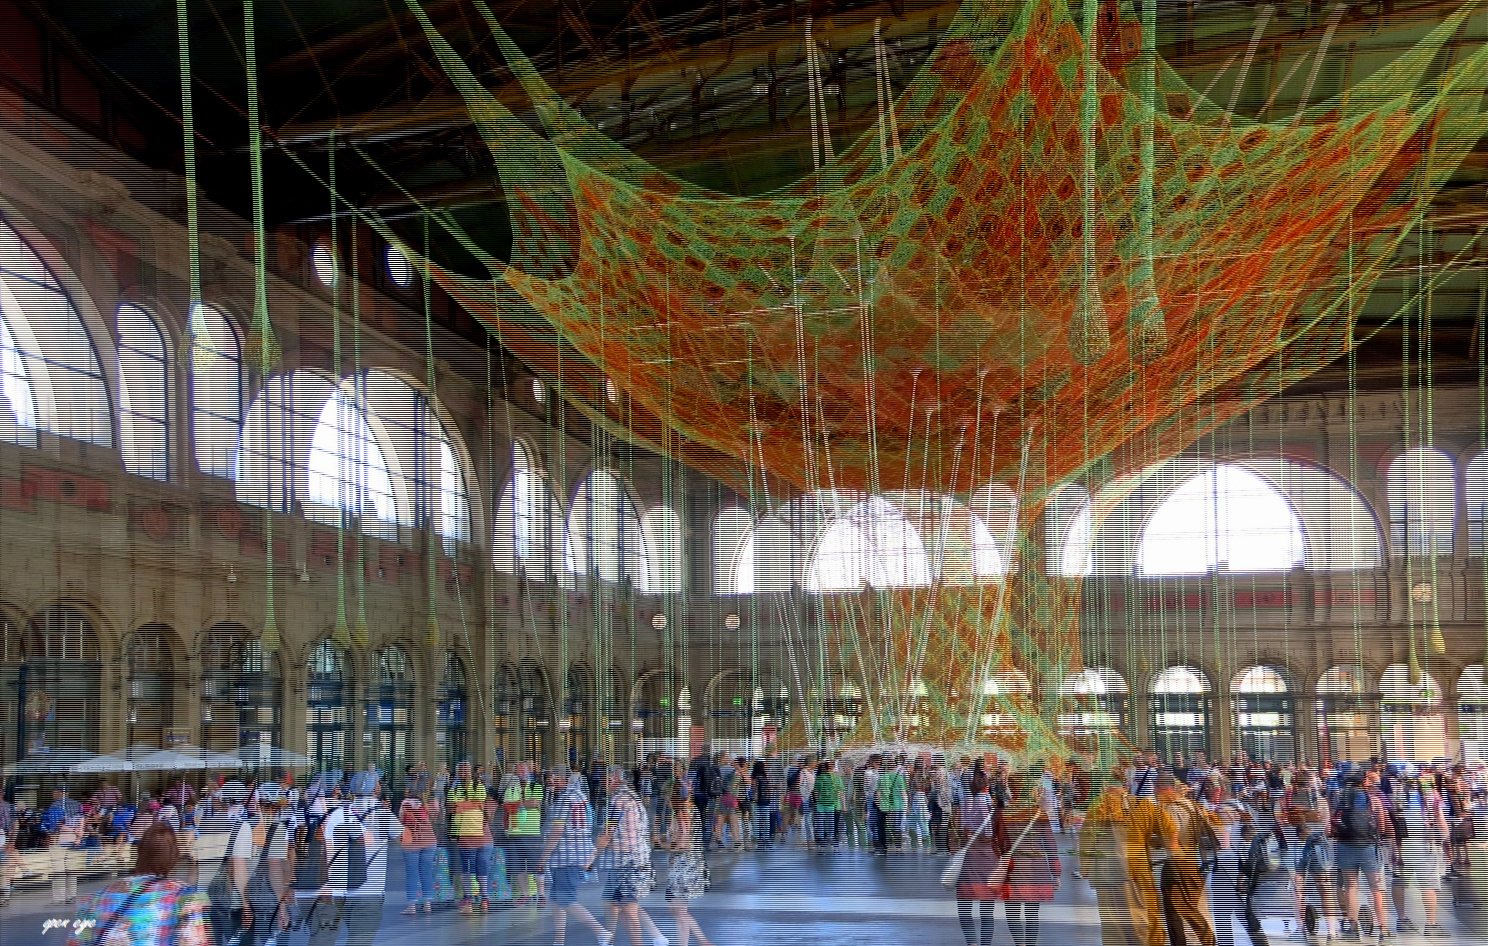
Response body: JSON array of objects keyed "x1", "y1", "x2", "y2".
[
  {"x1": 281, "y1": 662, "x2": 307, "y2": 756},
  {"x1": 1211, "y1": 664, "x2": 1234, "y2": 763},
  {"x1": 1128, "y1": 666, "x2": 1152, "y2": 750},
  {"x1": 1294, "y1": 677, "x2": 1321, "y2": 766}
]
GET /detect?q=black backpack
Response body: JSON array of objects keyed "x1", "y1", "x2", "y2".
[
  {"x1": 1334, "y1": 784, "x2": 1380, "y2": 844},
  {"x1": 293, "y1": 808, "x2": 368, "y2": 891}
]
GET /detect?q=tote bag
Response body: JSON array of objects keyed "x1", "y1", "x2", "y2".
[{"x1": 940, "y1": 812, "x2": 994, "y2": 889}]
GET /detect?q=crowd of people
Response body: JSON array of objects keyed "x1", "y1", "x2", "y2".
[{"x1": 1, "y1": 747, "x2": 1485, "y2": 946}]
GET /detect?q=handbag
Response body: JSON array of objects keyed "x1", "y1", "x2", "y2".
[
  {"x1": 987, "y1": 812, "x2": 1043, "y2": 891},
  {"x1": 940, "y1": 810, "x2": 995, "y2": 889}
]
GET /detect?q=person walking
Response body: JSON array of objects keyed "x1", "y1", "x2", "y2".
[
  {"x1": 1078, "y1": 764, "x2": 1169, "y2": 946},
  {"x1": 665, "y1": 782, "x2": 713, "y2": 946},
  {"x1": 992, "y1": 774, "x2": 1061, "y2": 946},
  {"x1": 1333, "y1": 769, "x2": 1394, "y2": 941},
  {"x1": 65, "y1": 823, "x2": 212, "y2": 946},
  {"x1": 1395, "y1": 770, "x2": 1449, "y2": 936},
  {"x1": 306, "y1": 770, "x2": 400, "y2": 946},
  {"x1": 398, "y1": 795, "x2": 438, "y2": 915},
  {"x1": 1157, "y1": 774, "x2": 1219, "y2": 946},
  {"x1": 908, "y1": 765, "x2": 931, "y2": 851},
  {"x1": 954, "y1": 770, "x2": 1000, "y2": 946},
  {"x1": 540, "y1": 767, "x2": 610, "y2": 946},
  {"x1": 589, "y1": 766, "x2": 668, "y2": 946}
]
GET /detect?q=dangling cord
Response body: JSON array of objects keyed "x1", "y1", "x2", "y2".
[
  {"x1": 244, "y1": 0, "x2": 280, "y2": 652},
  {"x1": 1131, "y1": 0, "x2": 1165, "y2": 359},
  {"x1": 422, "y1": 214, "x2": 442, "y2": 658},
  {"x1": 1072, "y1": 0, "x2": 1109, "y2": 363},
  {"x1": 175, "y1": 0, "x2": 202, "y2": 339},
  {"x1": 329, "y1": 135, "x2": 351, "y2": 647},
  {"x1": 350, "y1": 218, "x2": 369, "y2": 648}
]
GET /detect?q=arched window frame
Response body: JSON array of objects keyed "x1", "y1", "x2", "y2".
[
  {"x1": 1388, "y1": 448, "x2": 1458, "y2": 556},
  {"x1": 189, "y1": 303, "x2": 244, "y2": 478},
  {"x1": 1137, "y1": 464, "x2": 1307, "y2": 575},
  {"x1": 115, "y1": 303, "x2": 170, "y2": 479},
  {"x1": 712, "y1": 506, "x2": 754, "y2": 595},
  {"x1": 804, "y1": 494, "x2": 931, "y2": 592},
  {"x1": 642, "y1": 505, "x2": 684, "y2": 593},
  {"x1": 494, "y1": 440, "x2": 574, "y2": 583},
  {"x1": 0, "y1": 217, "x2": 114, "y2": 449},
  {"x1": 569, "y1": 470, "x2": 650, "y2": 586}
]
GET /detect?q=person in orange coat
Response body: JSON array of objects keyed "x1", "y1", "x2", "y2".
[
  {"x1": 1156, "y1": 774, "x2": 1219, "y2": 946},
  {"x1": 1079, "y1": 764, "x2": 1169, "y2": 946}
]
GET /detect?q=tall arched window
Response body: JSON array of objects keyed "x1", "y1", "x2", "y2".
[
  {"x1": 116, "y1": 304, "x2": 169, "y2": 479},
  {"x1": 439, "y1": 440, "x2": 471, "y2": 550},
  {"x1": 307, "y1": 389, "x2": 402, "y2": 531},
  {"x1": 713, "y1": 507, "x2": 753, "y2": 595},
  {"x1": 570, "y1": 471, "x2": 649, "y2": 585},
  {"x1": 0, "y1": 218, "x2": 112, "y2": 448},
  {"x1": 805, "y1": 495, "x2": 931, "y2": 591},
  {"x1": 190, "y1": 303, "x2": 243, "y2": 477},
  {"x1": 1150, "y1": 666, "x2": 1211, "y2": 760},
  {"x1": 1388, "y1": 448, "x2": 1457, "y2": 555},
  {"x1": 1139, "y1": 465, "x2": 1305, "y2": 574},
  {"x1": 642, "y1": 506, "x2": 684, "y2": 593},
  {"x1": 494, "y1": 441, "x2": 573, "y2": 581},
  {"x1": 200, "y1": 630, "x2": 281, "y2": 759}
]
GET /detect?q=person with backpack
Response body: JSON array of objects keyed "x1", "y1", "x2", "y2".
[
  {"x1": 1283, "y1": 770, "x2": 1339, "y2": 943},
  {"x1": 65, "y1": 823, "x2": 212, "y2": 946},
  {"x1": 1394, "y1": 771, "x2": 1449, "y2": 937},
  {"x1": 449, "y1": 765, "x2": 494, "y2": 915},
  {"x1": 230, "y1": 784, "x2": 292, "y2": 946},
  {"x1": 690, "y1": 748, "x2": 719, "y2": 851},
  {"x1": 503, "y1": 760, "x2": 545, "y2": 902},
  {"x1": 1228, "y1": 804, "x2": 1287, "y2": 946},
  {"x1": 303, "y1": 770, "x2": 398, "y2": 946},
  {"x1": 1333, "y1": 770, "x2": 1395, "y2": 941}
]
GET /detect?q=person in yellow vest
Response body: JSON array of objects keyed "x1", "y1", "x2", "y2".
[
  {"x1": 447, "y1": 762, "x2": 491, "y2": 915},
  {"x1": 504, "y1": 761, "x2": 545, "y2": 903},
  {"x1": 1157, "y1": 774, "x2": 1219, "y2": 946},
  {"x1": 1079, "y1": 764, "x2": 1170, "y2": 946}
]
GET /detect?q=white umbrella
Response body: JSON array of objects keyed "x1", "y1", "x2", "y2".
[
  {"x1": 130, "y1": 750, "x2": 209, "y2": 772},
  {"x1": 238, "y1": 747, "x2": 314, "y2": 768},
  {"x1": 11, "y1": 748, "x2": 93, "y2": 775},
  {"x1": 71, "y1": 752, "x2": 135, "y2": 774}
]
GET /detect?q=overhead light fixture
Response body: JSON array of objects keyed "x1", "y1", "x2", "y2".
[
  {"x1": 823, "y1": 83, "x2": 840, "y2": 95},
  {"x1": 752, "y1": 69, "x2": 770, "y2": 95},
  {"x1": 226, "y1": 566, "x2": 238, "y2": 584}
]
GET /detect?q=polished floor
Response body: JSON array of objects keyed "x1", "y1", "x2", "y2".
[{"x1": 4, "y1": 839, "x2": 1485, "y2": 945}]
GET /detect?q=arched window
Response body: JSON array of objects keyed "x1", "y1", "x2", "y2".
[
  {"x1": 22, "y1": 606, "x2": 102, "y2": 753},
  {"x1": 1315, "y1": 666, "x2": 1377, "y2": 767},
  {"x1": 1047, "y1": 485, "x2": 1093, "y2": 577},
  {"x1": 518, "y1": 660, "x2": 551, "y2": 764},
  {"x1": 307, "y1": 641, "x2": 350, "y2": 774},
  {"x1": 1231, "y1": 666, "x2": 1295, "y2": 763},
  {"x1": 1059, "y1": 667, "x2": 1129, "y2": 749},
  {"x1": 493, "y1": 665, "x2": 518, "y2": 763},
  {"x1": 1465, "y1": 455, "x2": 1488, "y2": 554},
  {"x1": 1388, "y1": 448, "x2": 1457, "y2": 555},
  {"x1": 1380, "y1": 665, "x2": 1446, "y2": 761},
  {"x1": 642, "y1": 506, "x2": 684, "y2": 593},
  {"x1": 1150, "y1": 666, "x2": 1211, "y2": 761},
  {"x1": 0, "y1": 218, "x2": 112, "y2": 448},
  {"x1": 116, "y1": 304, "x2": 169, "y2": 479},
  {"x1": 439, "y1": 440, "x2": 471, "y2": 550},
  {"x1": 494, "y1": 441, "x2": 573, "y2": 582},
  {"x1": 570, "y1": 471, "x2": 649, "y2": 585},
  {"x1": 307, "y1": 389, "x2": 402, "y2": 530},
  {"x1": 190, "y1": 303, "x2": 243, "y2": 477},
  {"x1": 978, "y1": 669, "x2": 1033, "y2": 745},
  {"x1": 713, "y1": 507, "x2": 753, "y2": 595},
  {"x1": 564, "y1": 664, "x2": 595, "y2": 768},
  {"x1": 1139, "y1": 465, "x2": 1305, "y2": 574},
  {"x1": 805, "y1": 495, "x2": 931, "y2": 591},
  {"x1": 200, "y1": 630, "x2": 281, "y2": 759},
  {"x1": 894, "y1": 490, "x2": 1006, "y2": 583},
  {"x1": 1459, "y1": 666, "x2": 1488, "y2": 762}
]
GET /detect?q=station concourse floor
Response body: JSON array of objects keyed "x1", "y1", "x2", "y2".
[{"x1": 3, "y1": 838, "x2": 1482, "y2": 945}]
